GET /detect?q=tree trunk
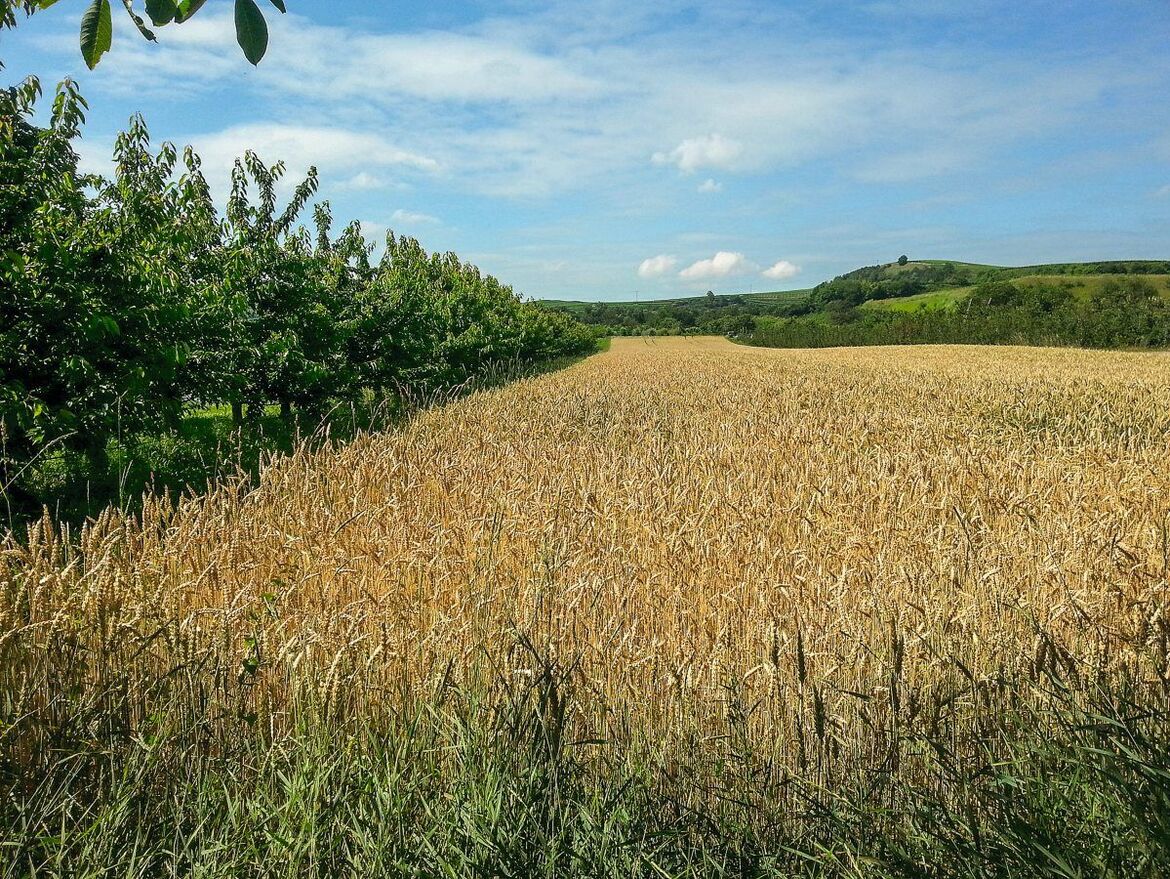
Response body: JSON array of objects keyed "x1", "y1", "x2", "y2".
[
  {"x1": 231, "y1": 400, "x2": 243, "y2": 426},
  {"x1": 163, "y1": 396, "x2": 183, "y2": 431},
  {"x1": 85, "y1": 437, "x2": 110, "y2": 484},
  {"x1": 280, "y1": 400, "x2": 292, "y2": 419},
  {"x1": 243, "y1": 394, "x2": 263, "y2": 428}
]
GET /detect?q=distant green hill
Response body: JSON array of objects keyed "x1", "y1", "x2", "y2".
[
  {"x1": 743, "y1": 259, "x2": 1170, "y2": 350},
  {"x1": 864, "y1": 274, "x2": 1170, "y2": 312},
  {"x1": 541, "y1": 260, "x2": 1170, "y2": 312},
  {"x1": 760, "y1": 258, "x2": 1170, "y2": 319},
  {"x1": 541, "y1": 259, "x2": 1170, "y2": 340}
]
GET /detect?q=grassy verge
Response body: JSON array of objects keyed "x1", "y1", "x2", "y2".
[{"x1": 2, "y1": 645, "x2": 1166, "y2": 878}]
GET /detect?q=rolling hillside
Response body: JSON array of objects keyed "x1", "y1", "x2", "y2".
[
  {"x1": 545, "y1": 259, "x2": 1170, "y2": 338},
  {"x1": 864, "y1": 274, "x2": 1170, "y2": 312}
]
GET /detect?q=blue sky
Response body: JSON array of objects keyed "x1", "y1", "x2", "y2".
[{"x1": 3, "y1": 0, "x2": 1170, "y2": 301}]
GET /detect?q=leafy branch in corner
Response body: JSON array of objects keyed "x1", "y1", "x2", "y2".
[{"x1": 1, "y1": 0, "x2": 286, "y2": 69}]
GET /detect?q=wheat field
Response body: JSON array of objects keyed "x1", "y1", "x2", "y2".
[{"x1": 4, "y1": 335, "x2": 1170, "y2": 873}]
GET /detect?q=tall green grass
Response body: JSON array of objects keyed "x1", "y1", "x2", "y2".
[{"x1": 3, "y1": 641, "x2": 1167, "y2": 878}]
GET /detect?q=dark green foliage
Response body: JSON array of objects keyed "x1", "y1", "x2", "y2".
[
  {"x1": 78, "y1": 0, "x2": 112, "y2": 69},
  {"x1": 748, "y1": 277, "x2": 1170, "y2": 350},
  {"x1": 0, "y1": 79, "x2": 92, "y2": 476},
  {"x1": 802, "y1": 260, "x2": 976, "y2": 311},
  {"x1": 550, "y1": 293, "x2": 810, "y2": 338},
  {"x1": 0, "y1": 79, "x2": 597, "y2": 527},
  {"x1": 233, "y1": 0, "x2": 270, "y2": 66},
  {"x1": 993, "y1": 259, "x2": 1170, "y2": 276}
]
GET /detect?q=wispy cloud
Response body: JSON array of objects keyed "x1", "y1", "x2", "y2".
[
  {"x1": 339, "y1": 172, "x2": 393, "y2": 192},
  {"x1": 391, "y1": 208, "x2": 441, "y2": 225},
  {"x1": 188, "y1": 124, "x2": 438, "y2": 176},
  {"x1": 359, "y1": 220, "x2": 388, "y2": 243},
  {"x1": 43, "y1": 4, "x2": 1143, "y2": 199}
]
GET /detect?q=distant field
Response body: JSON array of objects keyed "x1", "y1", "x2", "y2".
[
  {"x1": 862, "y1": 286, "x2": 973, "y2": 311},
  {"x1": 915, "y1": 259, "x2": 1005, "y2": 271},
  {"x1": 1014, "y1": 272, "x2": 1170, "y2": 299},
  {"x1": 864, "y1": 273, "x2": 1170, "y2": 312},
  {"x1": 743, "y1": 287, "x2": 813, "y2": 303}
]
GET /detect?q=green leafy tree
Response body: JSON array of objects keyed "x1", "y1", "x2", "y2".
[
  {"x1": 215, "y1": 151, "x2": 321, "y2": 423},
  {"x1": 0, "y1": 81, "x2": 202, "y2": 489},
  {"x1": 348, "y1": 232, "x2": 442, "y2": 402},
  {"x1": 0, "y1": 78, "x2": 91, "y2": 495}
]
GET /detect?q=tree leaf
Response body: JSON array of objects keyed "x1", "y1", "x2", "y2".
[
  {"x1": 79, "y1": 0, "x2": 113, "y2": 70},
  {"x1": 174, "y1": 0, "x2": 207, "y2": 23},
  {"x1": 234, "y1": 0, "x2": 268, "y2": 66},
  {"x1": 268, "y1": 0, "x2": 286, "y2": 12},
  {"x1": 144, "y1": 0, "x2": 178, "y2": 26},
  {"x1": 120, "y1": 0, "x2": 157, "y2": 40}
]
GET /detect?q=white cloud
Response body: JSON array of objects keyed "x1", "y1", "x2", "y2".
[
  {"x1": 698, "y1": 178, "x2": 723, "y2": 193},
  {"x1": 391, "y1": 208, "x2": 441, "y2": 225},
  {"x1": 637, "y1": 254, "x2": 678, "y2": 278},
  {"x1": 182, "y1": 124, "x2": 439, "y2": 187},
  {"x1": 339, "y1": 172, "x2": 390, "y2": 191},
  {"x1": 359, "y1": 220, "x2": 387, "y2": 242},
  {"x1": 263, "y1": 18, "x2": 600, "y2": 105},
  {"x1": 762, "y1": 260, "x2": 802, "y2": 280},
  {"x1": 38, "y1": 5, "x2": 1138, "y2": 202},
  {"x1": 36, "y1": 11, "x2": 244, "y2": 95},
  {"x1": 1154, "y1": 184, "x2": 1170, "y2": 198},
  {"x1": 54, "y1": 8, "x2": 600, "y2": 105},
  {"x1": 679, "y1": 251, "x2": 754, "y2": 281},
  {"x1": 653, "y1": 134, "x2": 744, "y2": 174}
]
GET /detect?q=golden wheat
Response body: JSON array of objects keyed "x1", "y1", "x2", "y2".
[{"x1": 3, "y1": 336, "x2": 1169, "y2": 781}]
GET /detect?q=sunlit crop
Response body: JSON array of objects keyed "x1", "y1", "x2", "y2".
[{"x1": 4, "y1": 336, "x2": 1169, "y2": 874}]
